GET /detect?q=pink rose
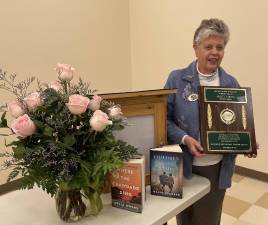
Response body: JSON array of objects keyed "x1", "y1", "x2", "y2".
[
  {"x1": 48, "y1": 80, "x2": 61, "y2": 91},
  {"x1": 90, "y1": 110, "x2": 112, "y2": 132},
  {"x1": 55, "y1": 63, "x2": 75, "y2": 81},
  {"x1": 66, "y1": 94, "x2": 90, "y2": 115},
  {"x1": 10, "y1": 114, "x2": 36, "y2": 138},
  {"x1": 88, "y1": 95, "x2": 102, "y2": 111},
  {"x1": 7, "y1": 100, "x2": 25, "y2": 118},
  {"x1": 24, "y1": 92, "x2": 43, "y2": 110},
  {"x1": 108, "y1": 106, "x2": 123, "y2": 120}
]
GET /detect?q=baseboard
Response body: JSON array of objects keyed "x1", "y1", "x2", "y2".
[
  {"x1": 0, "y1": 178, "x2": 22, "y2": 196},
  {"x1": 235, "y1": 165, "x2": 268, "y2": 182}
]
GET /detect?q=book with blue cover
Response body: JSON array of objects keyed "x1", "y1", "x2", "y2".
[{"x1": 150, "y1": 145, "x2": 183, "y2": 199}]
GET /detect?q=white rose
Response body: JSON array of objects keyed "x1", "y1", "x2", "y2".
[
  {"x1": 88, "y1": 95, "x2": 102, "y2": 111},
  {"x1": 55, "y1": 63, "x2": 75, "y2": 81},
  {"x1": 66, "y1": 94, "x2": 90, "y2": 115},
  {"x1": 10, "y1": 114, "x2": 36, "y2": 138},
  {"x1": 108, "y1": 106, "x2": 123, "y2": 120},
  {"x1": 7, "y1": 100, "x2": 25, "y2": 118},
  {"x1": 48, "y1": 80, "x2": 61, "y2": 91},
  {"x1": 90, "y1": 110, "x2": 112, "y2": 132},
  {"x1": 24, "y1": 92, "x2": 43, "y2": 110}
]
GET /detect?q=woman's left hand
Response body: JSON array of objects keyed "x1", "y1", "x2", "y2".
[{"x1": 244, "y1": 142, "x2": 260, "y2": 158}]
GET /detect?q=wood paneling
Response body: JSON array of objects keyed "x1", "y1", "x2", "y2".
[{"x1": 101, "y1": 89, "x2": 176, "y2": 147}]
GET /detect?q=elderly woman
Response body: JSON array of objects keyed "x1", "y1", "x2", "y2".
[{"x1": 164, "y1": 18, "x2": 238, "y2": 225}]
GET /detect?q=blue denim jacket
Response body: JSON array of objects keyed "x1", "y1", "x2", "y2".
[{"x1": 164, "y1": 61, "x2": 240, "y2": 189}]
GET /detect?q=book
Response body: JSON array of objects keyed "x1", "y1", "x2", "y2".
[
  {"x1": 150, "y1": 144, "x2": 183, "y2": 198},
  {"x1": 110, "y1": 156, "x2": 145, "y2": 213}
]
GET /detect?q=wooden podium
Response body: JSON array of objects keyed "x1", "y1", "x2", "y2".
[
  {"x1": 101, "y1": 89, "x2": 176, "y2": 146},
  {"x1": 101, "y1": 89, "x2": 176, "y2": 180}
]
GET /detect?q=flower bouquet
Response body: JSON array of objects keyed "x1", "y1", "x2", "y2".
[{"x1": 0, "y1": 64, "x2": 139, "y2": 222}]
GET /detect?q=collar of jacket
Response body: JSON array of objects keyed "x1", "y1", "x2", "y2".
[
  {"x1": 181, "y1": 60, "x2": 231, "y2": 88},
  {"x1": 181, "y1": 61, "x2": 200, "y2": 92}
]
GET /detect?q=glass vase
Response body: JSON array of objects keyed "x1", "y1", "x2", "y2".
[{"x1": 55, "y1": 187, "x2": 103, "y2": 222}]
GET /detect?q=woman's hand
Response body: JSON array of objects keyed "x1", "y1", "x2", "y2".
[
  {"x1": 244, "y1": 142, "x2": 260, "y2": 158},
  {"x1": 184, "y1": 136, "x2": 205, "y2": 157}
]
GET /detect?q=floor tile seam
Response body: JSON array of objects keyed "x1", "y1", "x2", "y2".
[
  {"x1": 237, "y1": 204, "x2": 268, "y2": 223},
  {"x1": 229, "y1": 182, "x2": 268, "y2": 191},
  {"x1": 231, "y1": 176, "x2": 245, "y2": 183},
  {"x1": 223, "y1": 199, "x2": 253, "y2": 218},
  {"x1": 251, "y1": 203, "x2": 268, "y2": 210},
  {"x1": 222, "y1": 210, "x2": 240, "y2": 219},
  {"x1": 222, "y1": 208, "x2": 250, "y2": 219},
  {"x1": 254, "y1": 192, "x2": 268, "y2": 204},
  {"x1": 225, "y1": 192, "x2": 268, "y2": 206},
  {"x1": 224, "y1": 193, "x2": 255, "y2": 205}
]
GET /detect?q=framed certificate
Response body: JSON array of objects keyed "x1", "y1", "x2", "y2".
[{"x1": 199, "y1": 86, "x2": 257, "y2": 155}]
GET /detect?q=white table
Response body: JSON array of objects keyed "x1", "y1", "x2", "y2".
[{"x1": 0, "y1": 175, "x2": 210, "y2": 225}]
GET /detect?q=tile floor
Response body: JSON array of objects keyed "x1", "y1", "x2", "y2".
[{"x1": 168, "y1": 173, "x2": 268, "y2": 225}]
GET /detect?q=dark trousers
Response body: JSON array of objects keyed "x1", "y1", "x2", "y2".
[{"x1": 177, "y1": 162, "x2": 226, "y2": 225}]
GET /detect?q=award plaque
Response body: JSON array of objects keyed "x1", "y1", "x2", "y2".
[{"x1": 199, "y1": 86, "x2": 257, "y2": 155}]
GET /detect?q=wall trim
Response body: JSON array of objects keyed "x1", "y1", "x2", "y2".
[
  {"x1": 0, "y1": 178, "x2": 22, "y2": 196},
  {"x1": 235, "y1": 165, "x2": 268, "y2": 182}
]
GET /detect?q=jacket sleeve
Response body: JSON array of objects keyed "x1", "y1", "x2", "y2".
[
  {"x1": 232, "y1": 76, "x2": 240, "y2": 88},
  {"x1": 164, "y1": 71, "x2": 188, "y2": 144}
]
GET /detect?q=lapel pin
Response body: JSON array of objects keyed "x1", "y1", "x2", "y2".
[{"x1": 187, "y1": 93, "x2": 198, "y2": 101}]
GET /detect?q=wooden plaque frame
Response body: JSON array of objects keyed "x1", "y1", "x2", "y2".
[{"x1": 199, "y1": 86, "x2": 257, "y2": 155}]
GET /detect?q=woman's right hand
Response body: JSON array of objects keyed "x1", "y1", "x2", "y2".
[{"x1": 184, "y1": 136, "x2": 205, "y2": 157}]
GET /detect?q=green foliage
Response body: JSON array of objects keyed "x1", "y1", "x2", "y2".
[
  {"x1": 0, "y1": 111, "x2": 8, "y2": 128},
  {"x1": 0, "y1": 66, "x2": 139, "y2": 196}
]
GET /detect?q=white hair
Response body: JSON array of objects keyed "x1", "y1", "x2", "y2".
[{"x1": 193, "y1": 18, "x2": 230, "y2": 46}]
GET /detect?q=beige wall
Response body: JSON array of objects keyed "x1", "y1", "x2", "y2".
[
  {"x1": 1, "y1": 0, "x2": 267, "y2": 185},
  {"x1": 129, "y1": 0, "x2": 268, "y2": 174},
  {"x1": 0, "y1": 0, "x2": 131, "y2": 184},
  {"x1": 0, "y1": 0, "x2": 131, "y2": 93}
]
